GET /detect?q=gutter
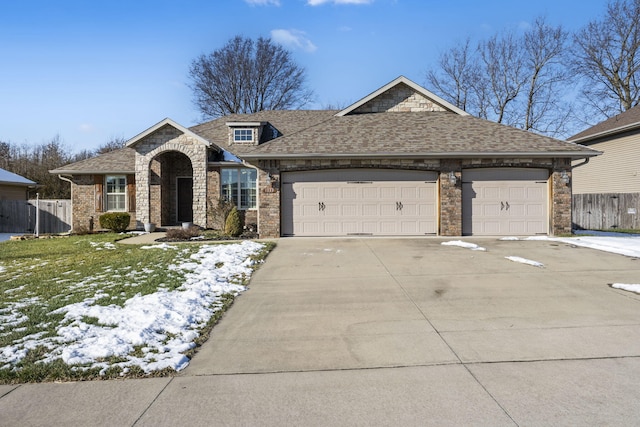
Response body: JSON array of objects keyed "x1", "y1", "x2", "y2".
[{"x1": 240, "y1": 151, "x2": 603, "y2": 160}]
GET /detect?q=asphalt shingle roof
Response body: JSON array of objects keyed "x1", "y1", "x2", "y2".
[
  {"x1": 195, "y1": 110, "x2": 597, "y2": 158},
  {"x1": 569, "y1": 105, "x2": 640, "y2": 142},
  {"x1": 50, "y1": 148, "x2": 136, "y2": 174},
  {"x1": 52, "y1": 109, "x2": 598, "y2": 174}
]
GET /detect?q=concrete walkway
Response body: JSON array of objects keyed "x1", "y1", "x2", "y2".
[{"x1": 2, "y1": 237, "x2": 640, "y2": 425}]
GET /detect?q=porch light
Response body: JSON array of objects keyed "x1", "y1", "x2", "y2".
[
  {"x1": 560, "y1": 171, "x2": 570, "y2": 185},
  {"x1": 266, "y1": 173, "x2": 272, "y2": 185},
  {"x1": 448, "y1": 171, "x2": 458, "y2": 185}
]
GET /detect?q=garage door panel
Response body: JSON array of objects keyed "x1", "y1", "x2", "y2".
[
  {"x1": 281, "y1": 169, "x2": 437, "y2": 236},
  {"x1": 463, "y1": 168, "x2": 548, "y2": 236}
]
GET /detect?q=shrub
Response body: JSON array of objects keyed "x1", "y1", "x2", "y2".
[
  {"x1": 208, "y1": 198, "x2": 236, "y2": 231},
  {"x1": 224, "y1": 207, "x2": 242, "y2": 237},
  {"x1": 99, "y1": 212, "x2": 131, "y2": 233},
  {"x1": 165, "y1": 226, "x2": 202, "y2": 240}
]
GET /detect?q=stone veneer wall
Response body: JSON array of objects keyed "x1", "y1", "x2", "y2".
[
  {"x1": 252, "y1": 157, "x2": 573, "y2": 238},
  {"x1": 352, "y1": 83, "x2": 448, "y2": 114},
  {"x1": 134, "y1": 126, "x2": 208, "y2": 228}
]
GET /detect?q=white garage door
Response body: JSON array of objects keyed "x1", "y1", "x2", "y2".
[
  {"x1": 462, "y1": 168, "x2": 549, "y2": 236},
  {"x1": 282, "y1": 169, "x2": 438, "y2": 236}
]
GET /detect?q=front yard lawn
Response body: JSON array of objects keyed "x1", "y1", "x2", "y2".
[{"x1": 0, "y1": 233, "x2": 273, "y2": 383}]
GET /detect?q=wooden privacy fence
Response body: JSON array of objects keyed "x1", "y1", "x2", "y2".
[
  {"x1": 573, "y1": 193, "x2": 640, "y2": 230},
  {"x1": 0, "y1": 199, "x2": 71, "y2": 234}
]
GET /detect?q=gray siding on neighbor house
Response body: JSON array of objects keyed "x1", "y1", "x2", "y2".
[{"x1": 572, "y1": 132, "x2": 640, "y2": 194}]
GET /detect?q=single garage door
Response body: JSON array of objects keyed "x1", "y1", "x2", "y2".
[
  {"x1": 282, "y1": 169, "x2": 438, "y2": 236},
  {"x1": 462, "y1": 168, "x2": 549, "y2": 236}
]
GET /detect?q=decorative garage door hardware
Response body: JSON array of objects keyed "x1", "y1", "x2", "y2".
[
  {"x1": 396, "y1": 201, "x2": 404, "y2": 211},
  {"x1": 500, "y1": 201, "x2": 510, "y2": 211},
  {"x1": 318, "y1": 202, "x2": 326, "y2": 211}
]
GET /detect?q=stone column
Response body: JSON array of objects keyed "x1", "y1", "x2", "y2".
[{"x1": 439, "y1": 159, "x2": 463, "y2": 236}]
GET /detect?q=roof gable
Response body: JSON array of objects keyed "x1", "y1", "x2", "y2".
[
  {"x1": 126, "y1": 118, "x2": 211, "y2": 148},
  {"x1": 336, "y1": 76, "x2": 469, "y2": 117}
]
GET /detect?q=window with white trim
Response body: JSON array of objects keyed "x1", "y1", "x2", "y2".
[
  {"x1": 233, "y1": 128, "x2": 254, "y2": 143},
  {"x1": 221, "y1": 168, "x2": 257, "y2": 209},
  {"x1": 105, "y1": 175, "x2": 126, "y2": 211}
]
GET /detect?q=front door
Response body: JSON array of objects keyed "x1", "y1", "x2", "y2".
[{"x1": 177, "y1": 177, "x2": 193, "y2": 223}]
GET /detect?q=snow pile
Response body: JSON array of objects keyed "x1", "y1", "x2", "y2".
[
  {"x1": 505, "y1": 256, "x2": 544, "y2": 268},
  {"x1": 525, "y1": 235, "x2": 640, "y2": 258},
  {"x1": 1, "y1": 241, "x2": 264, "y2": 374},
  {"x1": 611, "y1": 283, "x2": 640, "y2": 294},
  {"x1": 441, "y1": 240, "x2": 486, "y2": 251},
  {"x1": 141, "y1": 243, "x2": 177, "y2": 250}
]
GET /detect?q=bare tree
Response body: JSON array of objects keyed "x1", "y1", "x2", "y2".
[
  {"x1": 478, "y1": 31, "x2": 528, "y2": 125},
  {"x1": 188, "y1": 35, "x2": 313, "y2": 119},
  {"x1": 572, "y1": 0, "x2": 640, "y2": 119},
  {"x1": 426, "y1": 38, "x2": 478, "y2": 112},
  {"x1": 521, "y1": 17, "x2": 573, "y2": 135},
  {"x1": 96, "y1": 136, "x2": 127, "y2": 154},
  {"x1": 425, "y1": 17, "x2": 573, "y2": 137}
]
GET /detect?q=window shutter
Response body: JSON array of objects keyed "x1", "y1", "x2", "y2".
[
  {"x1": 94, "y1": 175, "x2": 103, "y2": 212},
  {"x1": 127, "y1": 174, "x2": 136, "y2": 212}
]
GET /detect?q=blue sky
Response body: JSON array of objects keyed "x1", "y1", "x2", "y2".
[{"x1": 0, "y1": 0, "x2": 607, "y2": 153}]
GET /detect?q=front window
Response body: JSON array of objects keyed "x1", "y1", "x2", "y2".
[
  {"x1": 233, "y1": 128, "x2": 254, "y2": 143},
  {"x1": 106, "y1": 175, "x2": 126, "y2": 211},
  {"x1": 221, "y1": 168, "x2": 257, "y2": 209}
]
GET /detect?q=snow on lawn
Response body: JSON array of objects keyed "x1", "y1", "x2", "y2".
[
  {"x1": 441, "y1": 240, "x2": 486, "y2": 251},
  {"x1": 0, "y1": 241, "x2": 265, "y2": 375},
  {"x1": 505, "y1": 256, "x2": 544, "y2": 268}
]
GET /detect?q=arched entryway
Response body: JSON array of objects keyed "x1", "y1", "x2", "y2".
[{"x1": 149, "y1": 151, "x2": 193, "y2": 226}]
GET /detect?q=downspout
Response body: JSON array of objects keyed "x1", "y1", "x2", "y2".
[
  {"x1": 58, "y1": 174, "x2": 74, "y2": 233},
  {"x1": 571, "y1": 157, "x2": 590, "y2": 169}
]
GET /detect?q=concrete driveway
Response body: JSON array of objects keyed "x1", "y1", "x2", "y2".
[{"x1": 3, "y1": 237, "x2": 640, "y2": 426}]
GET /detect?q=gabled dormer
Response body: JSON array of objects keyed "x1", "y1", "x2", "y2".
[
  {"x1": 336, "y1": 76, "x2": 469, "y2": 116},
  {"x1": 226, "y1": 121, "x2": 279, "y2": 146}
]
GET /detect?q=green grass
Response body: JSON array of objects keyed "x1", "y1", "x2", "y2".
[{"x1": 0, "y1": 233, "x2": 274, "y2": 384}]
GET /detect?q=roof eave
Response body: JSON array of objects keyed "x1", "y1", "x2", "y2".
[
  {"x1": 240, "y1": 151, "x2": 602, "y2": 160},
  {"x1": 569, "y1": 121, "x2": 640, "y2": 144},
  {"x1": 50, "y1": 169, "x2": 136, "y2": 175}
]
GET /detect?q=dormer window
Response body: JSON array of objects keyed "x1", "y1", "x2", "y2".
[
  {"x1": 227, "y1": 121, "x2": 266, "y2": 146},
  {"x1": 233, "y1": 128, "x2": 254, "y2": 143}
]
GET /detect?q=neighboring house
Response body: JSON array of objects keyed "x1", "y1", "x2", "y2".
[
  {"x1": 569, "y1": 105, "x2": 640, "y2": 229},
  {"x1": 51, "y1": 76, "x2": 598, "y2": 237},
  {"x1": 0, "y1": 167, "x2": 36, "y2": 200}
]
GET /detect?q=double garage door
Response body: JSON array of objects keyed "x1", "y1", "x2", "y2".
[
  {"x1": 281, "y1": 169, "x2": 438, "y2": 236},
  {"x1": 281, "y1": 168, "x2": 549, "y2": 237}
]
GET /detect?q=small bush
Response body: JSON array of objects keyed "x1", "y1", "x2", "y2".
[
  {"x1": 224, "y1": 207, "x2": 242, "y2": 237},
  {"x1": 165, "y1": 226, "x2": 202, "y2": 240},
  {"x1": 208, "y1": 198, "x2": 236, "y2": 231},
  {"x1": 99, "y1": 212, "x2": 131, "y2": 233}
]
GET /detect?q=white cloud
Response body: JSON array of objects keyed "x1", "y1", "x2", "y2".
[
  {"x1": 270, "y1": 29, "x2": 317, "y2": 52},
  {"x1": 307, "y1": 0, "x2": 373, "y2": 5},
  {"x1": 245, "y1": 0, "x2": 281, "y2": 5}
]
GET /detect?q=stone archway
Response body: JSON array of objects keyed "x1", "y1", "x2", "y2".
[{"x1": 134, "y1": 130, "x2": 208, "y2": 229}]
